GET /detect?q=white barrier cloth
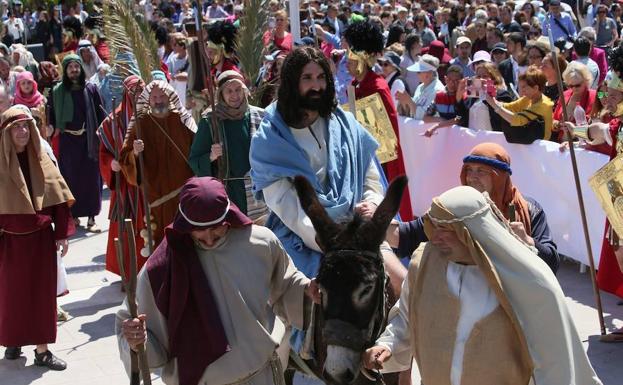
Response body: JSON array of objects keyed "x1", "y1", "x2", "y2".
[{"x1": 398, "y1": 118, "x2": 610, "y2": 265}]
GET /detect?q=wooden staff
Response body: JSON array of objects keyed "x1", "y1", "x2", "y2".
[
  {"x1": 111, "y1": 97, "x2": 126, "y2": 242},
  {"x1": 132, "y1": 84, "x2": 155, "y2": 255},
  {"x1": 549, "y1": 25, "x2": 606, "y2": 335},
  {"x1": 196, "y1": 0, "x2": 227, "y2": 181},
  {"x1": 114, "y1": 238, "x2": 140, "y2": 385},
  {"x1": 121, "y1": 218, "x2": 153, "y2": 384}
]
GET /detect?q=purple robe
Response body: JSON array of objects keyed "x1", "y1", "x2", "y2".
[{"x1": 47, "y1": 82, "x2": 105, "y2": 218}]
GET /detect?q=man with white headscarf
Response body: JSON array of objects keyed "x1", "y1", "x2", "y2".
[
  {"x1": 364, "y1": 186, "x2": 602, "y2": 385},
  {"x1": 77, "y1": 39, "x2": 104, "y2": 79},
  {"x1": 119, "y1": 80, "x2": 196, "y2": 253}
]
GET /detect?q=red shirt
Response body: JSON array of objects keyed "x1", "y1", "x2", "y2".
[{"x1": 262, "y1": 31, "x2": 293, "y2": 53}]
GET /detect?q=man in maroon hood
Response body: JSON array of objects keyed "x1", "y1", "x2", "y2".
[{"x1": 116, "y1": 176, "x2": 316, "y2": 385}]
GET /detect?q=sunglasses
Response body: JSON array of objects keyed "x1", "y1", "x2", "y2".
[
  {"x1": 598, "y1": 10, "x2": 607, "y2": 14},
  {"x1": 378, "y1": 61, "x2": 392, "y2": 67},
  {"x1": 568, "y1": 83, "x2": 583, "y2": 88},
  {"x1": 598, "y1": 91, "x2": 608, "y2": 99}
]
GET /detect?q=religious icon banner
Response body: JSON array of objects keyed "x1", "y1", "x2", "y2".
[
  {"x1": 590, "y1": 153, "x2": 623, "y2": 237},
  {"x1": 342, "y1": 93, "x2": 398, "y2": 164}
]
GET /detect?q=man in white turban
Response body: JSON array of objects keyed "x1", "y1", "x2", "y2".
[{"x1": 364, "y1": 186, "x2": 602, "y2": 385}]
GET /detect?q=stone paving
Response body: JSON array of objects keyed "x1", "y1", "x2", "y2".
[{"x1": 1, "y1": 190, "x2": 622, "y2": 385}]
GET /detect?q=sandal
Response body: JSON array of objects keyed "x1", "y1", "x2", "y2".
[
  {"x1": 86, "y1": 217, "x2": 102, "y2": 233},
  {"x1": 57, "y1": 305, "x2": 69, "y2": 322},
  {"x1": 34, "y1": 349, "x2": 67, "y2": 371},
  {"x1": 4, "y1": 346, "x2": 22, "y2": 360},
  {"x1": 599, "y1": 330, "x2": 623, "y2": 343}
]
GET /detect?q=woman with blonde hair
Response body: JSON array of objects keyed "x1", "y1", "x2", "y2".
[
  {"x1": 552, "y1": 61, "x2": 596, "y2": 141},
  {"x1": 262, "y1": 9, "x2": 292, "y2": 53}
]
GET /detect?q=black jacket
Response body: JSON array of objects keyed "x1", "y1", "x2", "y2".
[{"x1": 498, "y1": 58, "x2": 516, "y2": 91}]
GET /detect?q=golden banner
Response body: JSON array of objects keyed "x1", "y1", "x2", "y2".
[
  {"x1": 589, "y1": 153, "x2": 623, "y2": 237},
  {"x1": 342, "y1": 93, "x2": 398, "y2": 164}
]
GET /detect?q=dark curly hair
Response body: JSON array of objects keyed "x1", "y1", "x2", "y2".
[
  {"x1": 207, "y1": 20, "x2": 238, "y2": 55},
  {"x1": 343, "y1": 20, "x2": 384, "y2": 54},
  {"x1": 277, "y1": 47, "x2": 337, "y2": 127},
  {"x1": 609, "y1": 42, "x2": 623, "y2": 77},
  {"x1": 63, "y1": 15, "x2": 84, "y2": 39}
]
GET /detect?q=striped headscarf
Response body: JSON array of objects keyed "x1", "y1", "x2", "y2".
[{"x1": 134, "y1": 80, "x2": 197, "y2": 133}]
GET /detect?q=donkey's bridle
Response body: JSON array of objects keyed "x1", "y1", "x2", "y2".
[{"x1": 321, "y1": 249, "x2": 388, "y2": 384}]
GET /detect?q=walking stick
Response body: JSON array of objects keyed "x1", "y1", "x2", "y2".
[
  {"x1": 114, "y1": 238, "x2": 140, "y2": 385},
  {"x1": 548, "y1": 25, "x2": 606, "y2": 335},
  {"x1": 196, "y1": 0, "x2": 228, "y2": 181},
  {"x1": 131, "y1": 84, "x2": 155, "y2": 255},
  {"x1": 110, "y1": 98, "x2": 126, "y2": 243},
  {"x1": 117, "y1": 218, "x2": 153, "y2": 385}
]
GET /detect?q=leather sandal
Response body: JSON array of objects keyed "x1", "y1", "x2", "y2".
[
  {"x1": 4, "y1": 346, "x2": 21, "y2": 360},
  {"x1": 34, "y1": 349, "x2": 67, "y2": 371}
]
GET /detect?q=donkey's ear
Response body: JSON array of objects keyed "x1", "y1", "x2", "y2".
[
  {"x1": 293, "y1": 175, "x2": 340, "y2": 250},
  {"x1": 360, "y1": 175, "x2": 408, "y2": 248}
]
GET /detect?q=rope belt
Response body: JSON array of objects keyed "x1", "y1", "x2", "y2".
[
  {"x1": 64, "y1": 127, "x2": 86, "y2": 136},
  {"x1": 223, "y1": 353, "x2": 285, "y2": 385},
  {"x1": 0, "y1": 227, "x2": 42, "y2": 236},
  {"x1": 149, "y1": 186, "x2": 183, "y2": 209}
]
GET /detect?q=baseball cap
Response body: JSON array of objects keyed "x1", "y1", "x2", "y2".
[
  {"x1": 456, "y1": 36, "x2": 472, "y2": 47},
  {"x1": 491, "y1": 42, "x2": 508, "y2": 53}
]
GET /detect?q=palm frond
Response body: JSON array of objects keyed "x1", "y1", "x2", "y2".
[
  {"x1": 235, "y1": 0, "x2": 269, "y2": 105},
  {"x1": 103, "y1": 0, "x2": 160, "y2": 83}
]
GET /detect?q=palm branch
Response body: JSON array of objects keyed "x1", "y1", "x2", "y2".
[
  {"x1": 235, "y1": 0, "x2": 269, "y2": 105},
  {"x1": 103, "y1": 0, "x2": 160, "y2": 83}
]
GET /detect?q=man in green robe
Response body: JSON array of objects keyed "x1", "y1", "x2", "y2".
[{"x1": 189, "y1": 70, "x2": 265, "y2": 219}]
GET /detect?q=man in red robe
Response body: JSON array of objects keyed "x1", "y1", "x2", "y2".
[
  {"x1": 564, "y1": 68, "x2": 623, "y2": 342},
  {"x1": 343, "y1": 20, "x2": 413, "y2": 220},
  {"x1": 0, "y1": 106, "x2": 75, "y2": 369},
  {"x1": 97, "y1": 75, "x2": 147, "y2": 277}
]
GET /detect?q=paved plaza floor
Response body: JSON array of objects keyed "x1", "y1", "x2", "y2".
[{"x1": 1, "y1": 190, "x2": 622, "y2": 385}]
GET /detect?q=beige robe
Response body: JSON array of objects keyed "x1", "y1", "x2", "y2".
[
  {"x1": 115, "y1": 225, "x2": 310, "y2": 385},
  {"x1": 378, "y1": 185, "x2": 602, "y2": 385}
]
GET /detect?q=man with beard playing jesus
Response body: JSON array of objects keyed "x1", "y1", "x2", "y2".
[{"x1": 250, "y1": 47, "x2": 407, "y2": 357}]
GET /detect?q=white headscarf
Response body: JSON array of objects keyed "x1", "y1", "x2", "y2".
[
  {"x1": 426, "y1": 186, "x2": 602, "y2": 385},
  {"x1": 78, "y1": 39, "x2": 104, "y2": 79}
]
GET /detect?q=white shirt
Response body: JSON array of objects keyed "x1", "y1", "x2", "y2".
[
  {"x1": 263, "y1": 117, "x2": 384, "y2": 252},
  {"x1": 4, "y1": 17, "x2": 23, "y2": 40},
  {"x1": 410, "y1": 78, "x2": 445, "y2": 120},
  {"x1": 384, "y1": 71, "x2": 406, "y2": 111}
]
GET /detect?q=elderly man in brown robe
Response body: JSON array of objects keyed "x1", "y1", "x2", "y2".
[
  {"x1": 119, "y1": 80, "x2": 196, "y2": 255},
  {"x1": 364, "y1": 186, "x2": 602, "y2": 385}
]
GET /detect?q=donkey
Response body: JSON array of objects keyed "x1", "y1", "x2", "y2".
[{"x1": 291, "y1": 174, "x2": 408, "y2": 385}]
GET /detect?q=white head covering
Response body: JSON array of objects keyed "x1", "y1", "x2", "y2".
[
  {"x1": 426, "y1": 186, "x2": 602, "y2": 385},
  {"x1": 78, "y1": 39, "x2": 104, "y2": 79}
]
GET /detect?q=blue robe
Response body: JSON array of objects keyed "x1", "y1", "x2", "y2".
[{"x1": 251, "y1": 104, "x2": 379, "y2": 279}]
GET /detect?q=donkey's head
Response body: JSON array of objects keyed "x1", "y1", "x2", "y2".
[{"x1": 293, "y1": 175, "x2": 408, "y2": 385}]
